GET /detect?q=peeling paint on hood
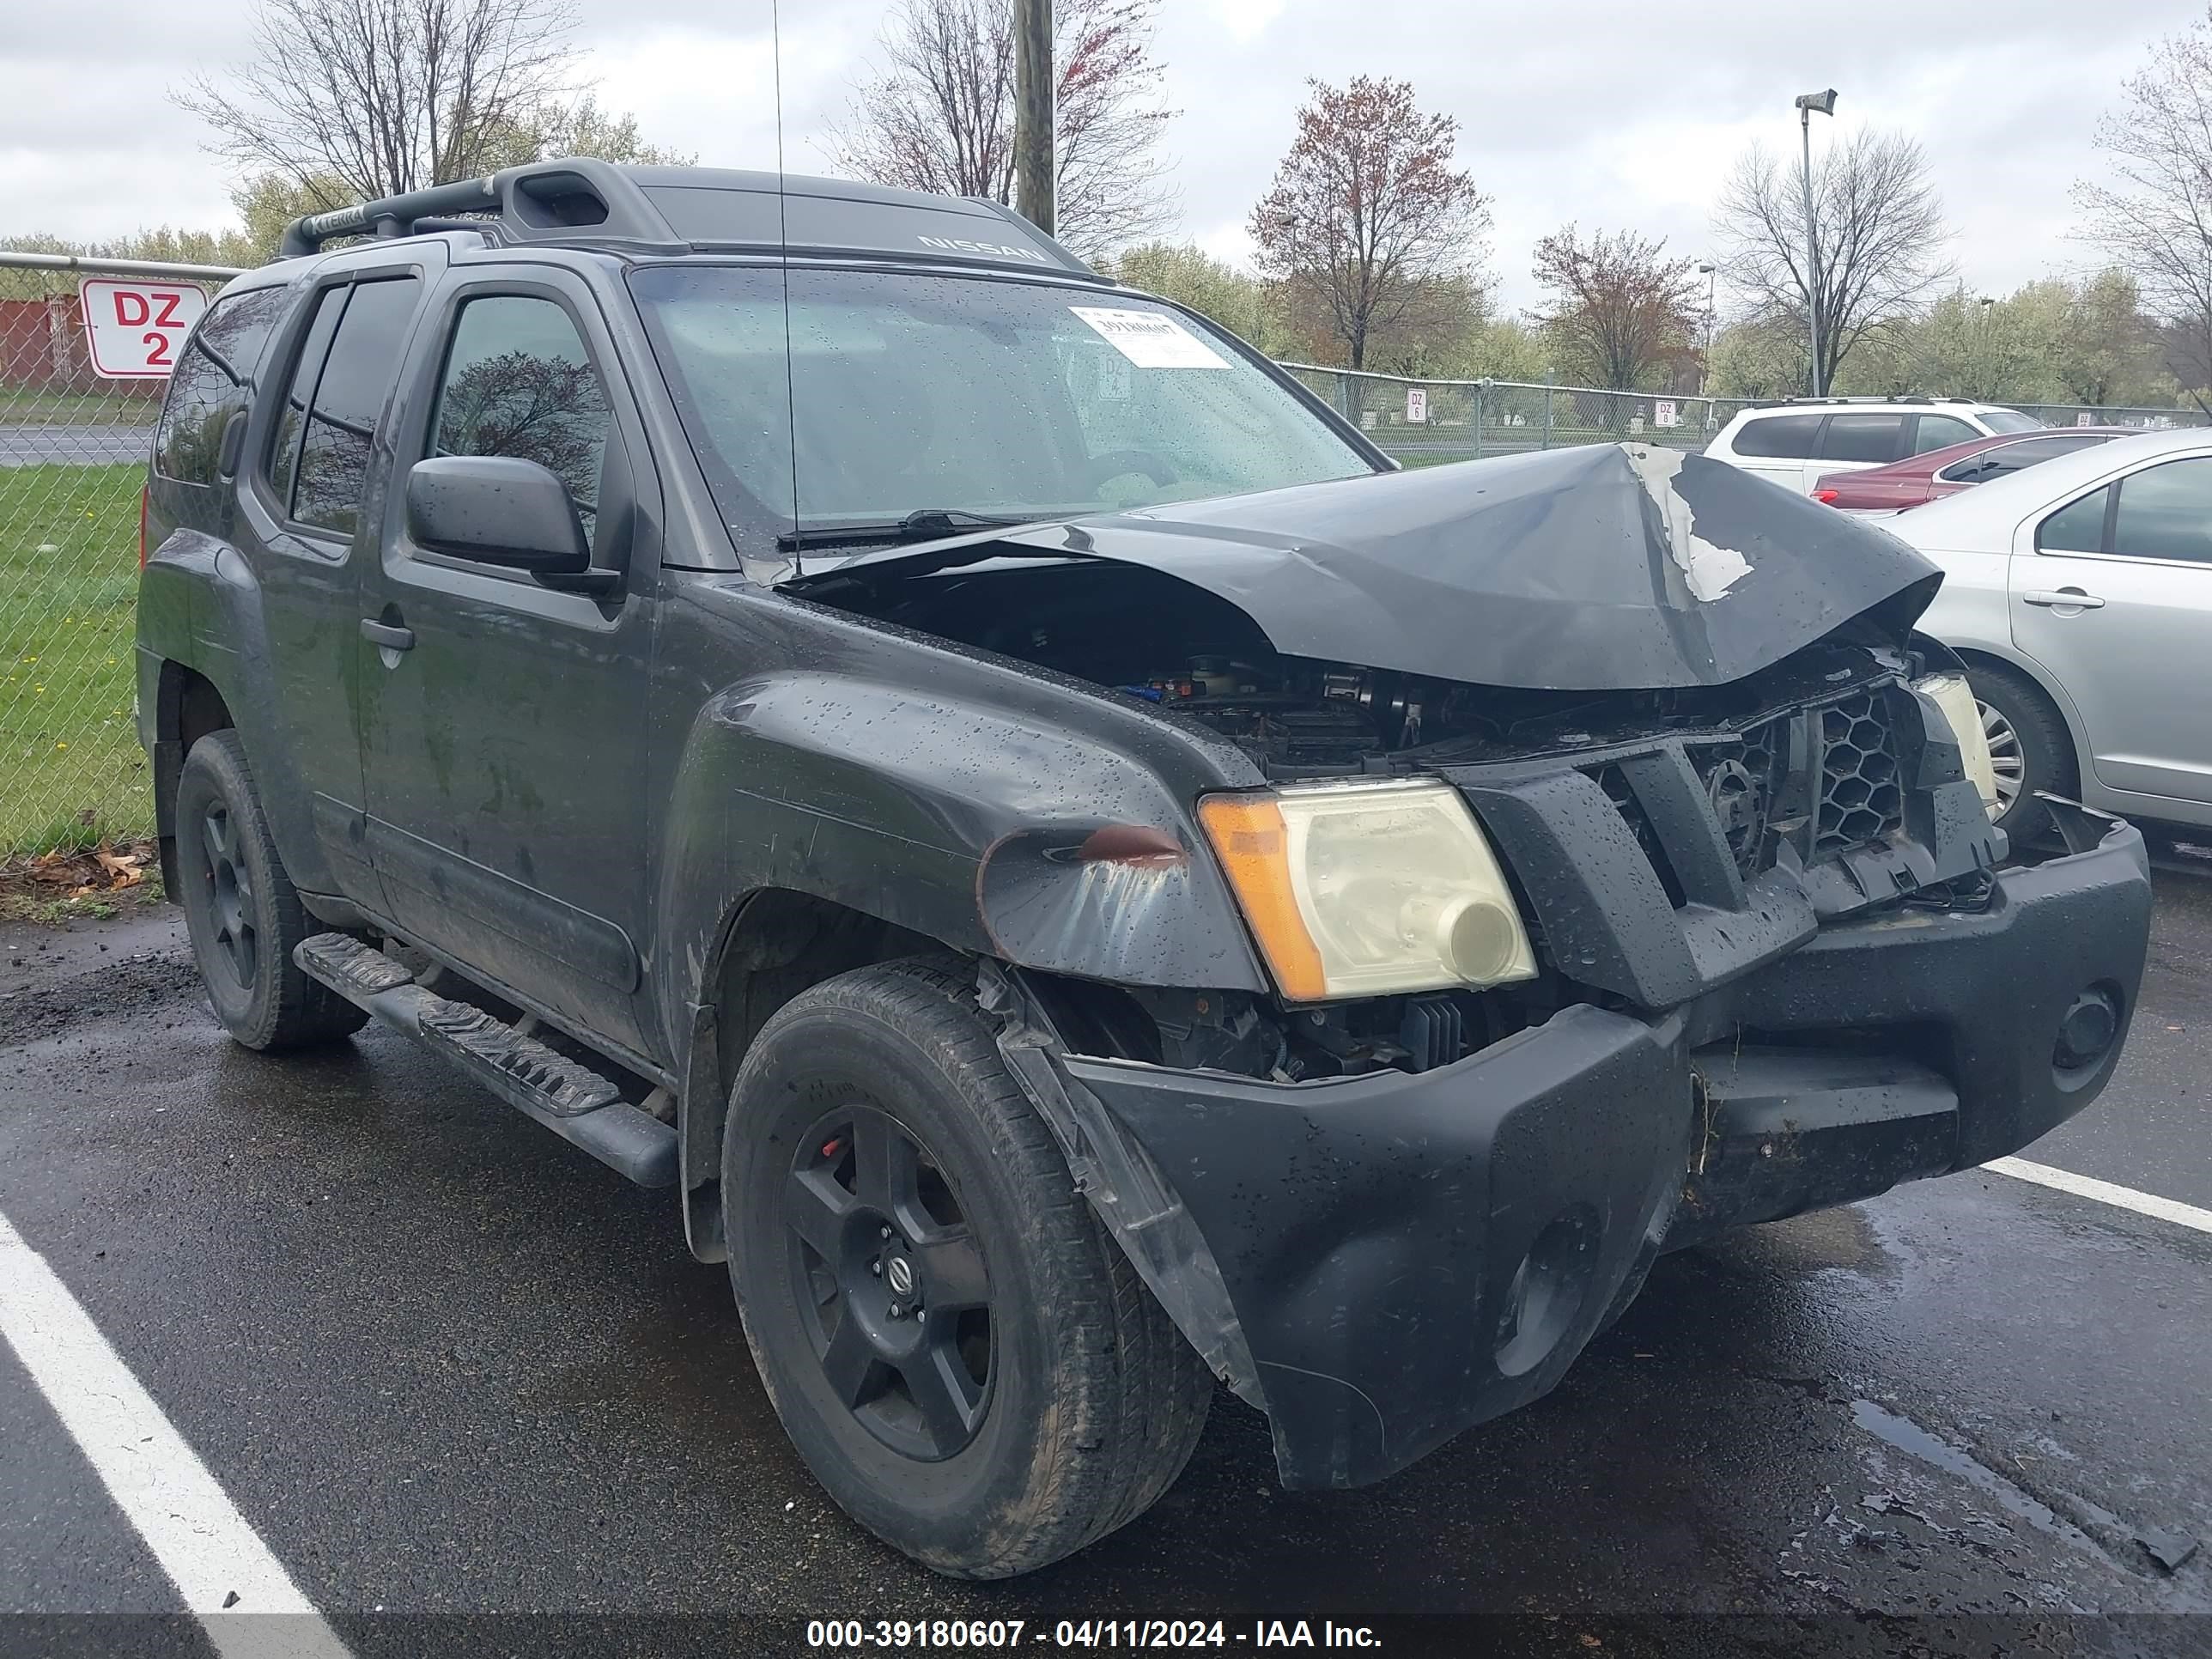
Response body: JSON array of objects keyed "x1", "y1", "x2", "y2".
[
  {"x1": 793, "y1": 442, "x2": 1945, "y2": 692},
  {"x1": 1624, "y1": 444, "x2": 1754, "y2": 603}
]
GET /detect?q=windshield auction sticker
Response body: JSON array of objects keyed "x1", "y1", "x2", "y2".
[{"x1": 1069, "y1": 307, "x2": 1231, "y2": 369}]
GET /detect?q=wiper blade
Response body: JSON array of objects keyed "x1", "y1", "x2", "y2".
[{"x1": 775, "y1": 508, "x2": 1026, "y2": 551}]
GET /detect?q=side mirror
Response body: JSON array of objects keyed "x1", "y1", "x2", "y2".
[{"x1": 404, "y1": 455, "x2": 591, "y2": 576}]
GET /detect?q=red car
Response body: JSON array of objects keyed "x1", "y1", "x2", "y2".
[{"x1": 1813, "y1": 426, "x2": 2132, "y2": 512}]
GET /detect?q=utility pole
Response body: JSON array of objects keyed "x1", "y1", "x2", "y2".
[
  {"x1": 1697, "y1": 261, "x2": 1717, "y2": 398},
  {"x1": 1014, "y1": 0, "x2": 1054, "y2": 236},
  {"x1": 1795, "y1": 88, "x2": 1837, "y2": 398}
]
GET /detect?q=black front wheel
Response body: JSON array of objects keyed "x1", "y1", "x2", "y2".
[
  {"x1": 723, "y1": 958, "x2": 1212, "y2": 1578},
  {"x1": 174, "y1": 732, "x2": 367, "y2": 1051}
]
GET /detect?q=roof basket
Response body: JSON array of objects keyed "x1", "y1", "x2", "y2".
[
  {"x1": 277, "y1": 159, "x2": 672, "y2": 258},
  {"x1": 275, "y1": 157, "x2": 1102, "y2": 283}
]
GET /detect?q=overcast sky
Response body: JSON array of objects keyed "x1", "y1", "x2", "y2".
[{"x1": 3, "y1": 0, "x2": 2202, "y2": 312}]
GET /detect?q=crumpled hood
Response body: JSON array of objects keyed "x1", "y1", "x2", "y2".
[{"x1": 800, "y1": 443, "x2": 1944, "y2": 691}]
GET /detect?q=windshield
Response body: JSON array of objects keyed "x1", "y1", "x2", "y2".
[
  {"x1": 628, "y1": 265, "x2": 1374, "y2": 551},
  {"x1": 1978, "y1": 408, "x2": 2045, "y2": 434}
]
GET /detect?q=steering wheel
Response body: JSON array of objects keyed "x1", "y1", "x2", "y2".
[{"x1": 1084, "y1": 448, "x2": 1177, "y2": 492}]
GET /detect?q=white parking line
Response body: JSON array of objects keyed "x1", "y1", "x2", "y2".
[
  {"x1": 0, "y1": 1207, "x2": 351, "y2": 1659},
  {"x1": 1985, "y1": 1157, "x2": 2212, "y2": 1236}
]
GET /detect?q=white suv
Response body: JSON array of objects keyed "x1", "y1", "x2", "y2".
[{"x1": 1705, "y1": 399, "x2": 2047, "y2": 495}]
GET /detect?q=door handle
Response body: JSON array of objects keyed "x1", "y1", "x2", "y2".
[
  {"x1": 360, "y1": 618, "x2": 416, "y2": 650},
  {"x1": 2021, "y1": 588, "x2": 2105, "y2": 610}
]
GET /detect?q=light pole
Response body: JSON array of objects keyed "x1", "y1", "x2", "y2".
[
  {"x1": 1697, "y1": 261, "x2": 1717, "y2": 399},
  {"x1": 1795, "y1": 88, "x2": 1838, "y2": 397},
  {"x1": 1978, "y1": 295, "x2": 1996, "y2": 400}
]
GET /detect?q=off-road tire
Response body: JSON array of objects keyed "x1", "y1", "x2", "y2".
[
  {"x1": 722, "y1": 957, "x2": 1212, "y2": 1579},
  {"x1": 174, "y1": 731, "x2": 368, "y2": 1051},
  {"x1": 1968, "y1": 661, "x2": 2075, "y2": 843}
]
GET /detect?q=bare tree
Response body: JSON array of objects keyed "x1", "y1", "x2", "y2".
[
  {"x1": 1529, "y1": 225, "x2": 1702, "y2": 391},
  {"x1": 829, "y1": 0, "x2": 1176, "y2": 261},
  {"x1": 1714, "y1": 128, "x2": 1953, "y2": 394},
  {"x1": 2074, "y1": 6, "x2": 2212, "y2": 402},
  {"x1": 175, "y1": 0, "x2": 676, "y2": 205},
  {"x1": 1247, "y1": 76, "x2": 1490, "y2": 372}
]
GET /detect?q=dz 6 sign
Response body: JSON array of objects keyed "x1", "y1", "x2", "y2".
[{"x1": 79, "y1": 279, "x2": 208, "y2": 379}]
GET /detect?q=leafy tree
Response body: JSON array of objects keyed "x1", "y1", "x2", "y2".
[
  {"x1": 830, "y1": 0, "x2": 1176, "y2": 261},
  {"x1": 228, "y1": 173, "x2": 354, "y2": 262},
  {"x1": 1356, "y1": 279, "x2": 1488, "y2": 380},
  {"x1": 1910, "y1": 286, "x2": 2057, "y2": 403},
  {"x1": 1248, "y1": 76, "x2": 1492, "y2": 371},
  {"x1": 1528, "y1": 224, "x2": 1702, "y2": 391},
  {"x1": 1446, "y1": 317, "x2": 1551, "y2": 383},
  {"x1": 1714, "y1": 127, "x2": 1954, "y2": 393},
  {"x1": 0, "y1": 228, "x2": 264, "y2": 297},
  {"x1": 2054, "y1": 270, "x2": 2173, "y2": 407},
  {"x1": 1111, "y1": 242, "x2": 1281, "y2": 349},
  {"x1": 1706, "y1": 318, "x2": 1810, "y2": 402}
]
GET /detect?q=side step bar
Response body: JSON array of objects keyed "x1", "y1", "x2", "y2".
[{"x1": 295, "y1": 933, "x2": 677, "y2": 1188}]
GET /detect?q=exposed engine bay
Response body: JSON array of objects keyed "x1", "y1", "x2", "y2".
[{"x1": 800, "y1": 553, "x2": 1917, "y2": 779}]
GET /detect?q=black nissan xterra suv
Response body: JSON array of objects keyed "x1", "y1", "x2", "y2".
[{"x1": 137, "y1": 160, "x2": 2154, "y2": 1578}]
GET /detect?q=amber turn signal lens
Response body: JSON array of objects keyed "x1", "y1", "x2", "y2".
[{"x1": 1195, "y1": 794, "x2": 1328, "y2": 1001}]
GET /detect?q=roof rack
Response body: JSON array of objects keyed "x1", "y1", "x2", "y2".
[
  {"x1": 280, "y1": 162, "x2": 659, "y2": 257},
  {"x1": 1753, "y1": 394, "x2": 1984, "y2": 409},
  {"x1": 277, "y1": 158, "x2": 1103, "y2": 282}
]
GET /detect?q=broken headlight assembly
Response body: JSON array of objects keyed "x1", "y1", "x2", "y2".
[
  {"x1": 1912, "y1": 673, "x2": 2002, "y2": 818},
  {"x1": 1199, "y1": 779, "x2": 1537, "y2": 1001}
]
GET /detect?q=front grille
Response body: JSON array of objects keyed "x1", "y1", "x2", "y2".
[
  {"x1": 1596, "y1": 763, "x2": 1686, "y2": 904},
  {"x1": 1591, "y1": 689, "x2": 1911, "y2": 902},
  {"x1": 1689, "y1": 712, "x2": 1790, "y2": 880},
  {"x1": 1814, "y1": 693, "x2": 1905, "y2": 857}
]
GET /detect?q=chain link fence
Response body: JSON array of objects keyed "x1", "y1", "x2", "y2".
[
  {"x1": 1, "y1": 252, "x2": 240, "y2": 856},
  {"x1": 1279, "y1": 364, "x2": 1748, "y2": 465},
  {"x1": 1281, "y1": 366, "x2": 2212, "y2": 464},
  {"x1": 2007, "y1": 403, "x2": 2210, "y2": 430}
]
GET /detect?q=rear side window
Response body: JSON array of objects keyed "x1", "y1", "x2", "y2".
[
  {"x1": 1911, "y1": 414, "x2": 1979, "y2": 453},
  {"x1": 1818, "y1": 414, "x2": 1904, "y2": 464},
  {"x1": 268, "y1": 287, "x2": 349, "y2": 509},
  {"x1": 2037, "y1": 485, "x2": 2112, "y2": 555},
  {"x1": 2110, "y1": 456, "x2": 2212, "y2": 564},
  {"x1": 428, "y1": 295, "x2": 611, "y2": 536},
  {"x1": 152, "y1": 288, "x2": 289, "y2": 486},
  {"x1": 291, "y1": 278, "x2": 425, "y2": 536},
  {"x1": 1942, "y1": 434, "x2": 2100, "y2": 483},
  {"x1": 1731, "y1": 413, "x2": 1822, "y2": 458}
]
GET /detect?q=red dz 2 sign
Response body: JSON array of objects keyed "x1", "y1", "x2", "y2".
[{"x1": 79, "y1": 280, "x2": 208, "y2": 379}]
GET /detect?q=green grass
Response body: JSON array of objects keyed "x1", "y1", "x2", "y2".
[
  {"x1": 0, "y1": 462, "x2": 149, "y2": 851},
  {"x1": 0, "y1": 385, "x2": 161, "y2": 426}
]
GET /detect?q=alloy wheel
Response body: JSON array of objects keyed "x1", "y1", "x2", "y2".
[
  {"x1": 783, "y1": 1105, "x2": 994, "y2": 1461},
  {"x1": 1978, "y1": 698, "x2": 2026, "y2": 815},
  {"x1": 198, "y1": 805, "x2": 258, "y2": 990}
]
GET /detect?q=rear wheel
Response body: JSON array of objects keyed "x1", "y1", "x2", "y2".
[
  {"x1": 722, "y1": 957, "x2": 1211, "y2": 1578},
  {"x1": 1967, "y1": 662, "x2": 2075, "y2": 842},
  {"x1": 174, "y1": 732, "x2": 368, "y2": 1051}
]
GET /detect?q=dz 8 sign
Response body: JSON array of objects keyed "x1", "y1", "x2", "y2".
[{"x1": 79, "y1": 280, "x2": 207, "y2": 379}]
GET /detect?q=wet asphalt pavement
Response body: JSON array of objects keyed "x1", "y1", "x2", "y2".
[{"x1": 2, "y1": 872, "x2": 2209, "y2": 1657}]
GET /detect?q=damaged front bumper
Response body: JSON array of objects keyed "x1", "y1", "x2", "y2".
[{"x1": 1020, "y1": 804, "x2": 2151, "y2": 1492}]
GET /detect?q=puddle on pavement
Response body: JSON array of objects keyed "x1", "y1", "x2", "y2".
[{"x1": 1850, "y1": 1398, "x2": 2106, "y2": 1559}]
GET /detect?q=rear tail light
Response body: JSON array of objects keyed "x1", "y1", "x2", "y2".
[
  {"x1": 137, "y1": 485, "x2": 150, "y2": 569},
  {"x1": 1814, "y1": 489, "x2": 1841, "y2": 506}
]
